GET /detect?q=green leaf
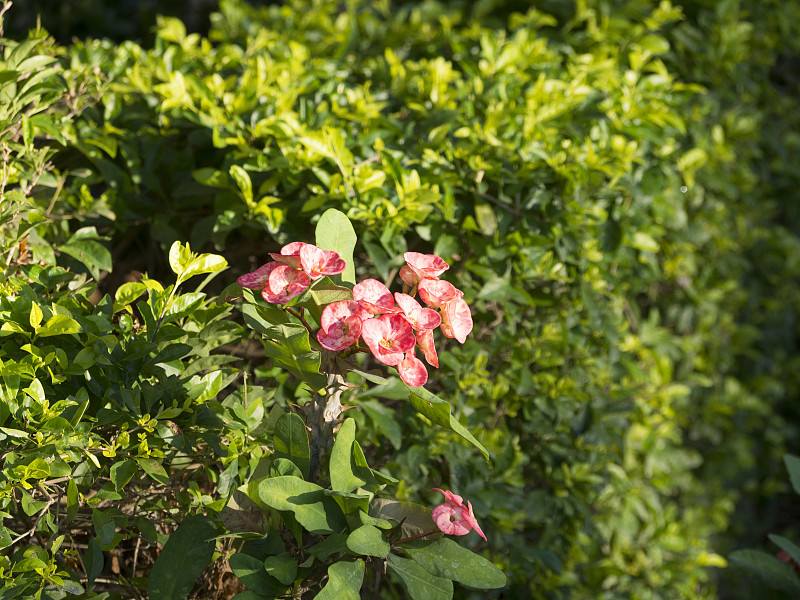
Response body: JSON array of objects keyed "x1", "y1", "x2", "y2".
[
  {"x1": 169, "y1": 241, "x2": 193, "y2": 277},
  {"x1": 729, "y1": 549, "x2": 800, "y2": 595},
  {"x1": 66, "y1": 478, "x2": 78, "y2": 524},
  {"x1": 369, "y1": 498, "x2": 436, "y2": 540},
  {"x1": 315, "y1": 208, "x2": 357, "y2": 285},
  {"x1": 148, "y1": 515, "x2": 217, "y2": 600},
  {"x1": 273, "y1": 413, "x2": 311, "y2": 479},
  {"x1": 785, "y1": 454, "x2": 800, "y2": 495},
  {"x1": 110, "y1": 459, "x2": 138, "y2": 491},
  {"x1": 221, "y1": 488, "x2": 270, "y2": 534},
  {"x1": 387, "y1": 555, "x2": 453, "y2": 600},
  {"x1": 403, "y1": 538, "x2": 507, "y2": 589},
  {"x1": 85, "y1": 539, "x2": 104, "y2": 585},
  {"x1": 330, "y1": 418, "x2": 368, "y2": 493},
  {"x1": 29, "y1": 303, "x2": 43, "y2": 329},
  {"x1": 182, "y1": 253, "x2": 228, "y2": 281},
  {"x1": 137, "y1": 458, "x2": 169, "y2": 485},
  {"x1": 264, "y1": 553, "x2": 298, "y2": 585},
  {"x1": 37, "y1": 314, "x2": 81, "y2": 338},
  {"x1": 346, "y1": 525, "x2": 390, "y2": 558},
  {"x1": 258, "y1": 476, "x2": 346, "y2": 534},
  {"x1": 114, "y1": 282, "x2": 148, "y2": 312},
  {"x1": 228, "y1": 552, "x2": 287, "y2": 596},
  {"x1": 230, "y1": 165, "x2": 254, "y2": 207},
  {"x1": 59, "y1": 238, "x2": 112, "y2": 279},
  {"x1": 409, "y1": 386, "x2": 488, "y2": 460},
  {"x1": 261, "y1": 324, "x2": 326, "y2": 389},
  {"x1": 770, "y1": 534, "x2": 800, "y2": 567},
  {"x1": 316, "y1": 560, "x2": 365, "y2": 600}
]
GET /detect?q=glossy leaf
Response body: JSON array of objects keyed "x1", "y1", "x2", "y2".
[
  {"x1": 403, "y1": 538, "x2": 507, "y2": 589},
  {"x1": 316, "y1": 560, "x2": 365, "y2": 600},
  {"x1": 148, "y1": 515, "x2": 217, "y2": 600}
]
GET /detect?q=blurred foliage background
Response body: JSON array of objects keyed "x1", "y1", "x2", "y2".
[{"x1": 3, "y1": 0, "x2": 800, "y2": 597}]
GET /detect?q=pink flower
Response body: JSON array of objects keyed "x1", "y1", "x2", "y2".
[
  {"x1": 262, "y1": 264, "x2": 310, "y2": 304},
  {"x1": 269, "y1": 242, "x2": 309, "y2": 269},
  {"x1": 415, "y1": 329, "x2": 439, "y2": 368},
  {"x1": 317, "y1": 300, "x2": 362, "y2": 351},
  {"x1": 237, "y1": 262, "x2": 279, "y2": 289},
  {"x1": 353, "y1": 279, "x2": 399, "y2": 318},
  {"x1": 360, "y1": 314, "x2": 415, "y2": 366},
  {"x1": 394, "y1": 293, "x2": 442, "y2": 330},
  {"x1": 398, "y1": 351, "x2": 427, "y2": 387},
  {"x1": 417, "y1": 279, "x2": 463, "y2": 310},
  {"x1": 431, "y1": 488, "x2": 486, "y2": 541},
  {"x1": 399, "y1": 252, "x2": 449, "y2": 286},
  {"x1": 299, "y1": 245, "x2": 346, "y2": 280},
  {"x1": 440, "y1": 297, "x2": 473, "y2": 344}
]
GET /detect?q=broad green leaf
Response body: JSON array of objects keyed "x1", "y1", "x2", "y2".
[
  {"x1": 316, "y1": 560, "x2": 365, "y2": 600},
  {"x1": 273, "y1": 413, "x2": 311, "y2": 479},
  {"x1": 29, "y1": 303, "x2": 43, "y2": 329},
  {"x1": 221, "y1": 489, "x2": 269, "y2": 534},
  {"x1": 228, "y1": 552, "x2": 287, "y2": 595},
  {"x1": 37, "y1": 314, "x2": 81, "y2": 338},
  {"x1": 729, "y1": 549, "x2": 800, "y2": 595},
  {"x1": 403, "y1": 538, "x2": 507, "y2": 589},
  {"x1": 785, "y1": 454, "x2": 800, "y2": 495},
  {"x1": 261, "y1": 324, "x2": 326, "y2": 389},
  {"x1": 264, "y1": 553, "x2": 298, "y2": 585},
  {"x1": 85, "y1": 539, "x2": 104, "y2": 585},
  {"x1": 240, "y1": 302, "x2": 288, "y2": 337},
  {"x1": 769, "y1": 534, "x2": 800, "y2": 567},
  {"x1": 387, "y1": 555, "x2": 453, "y2": 600},
  {"x1": 148, "y1": 515, "x2": 217, "y2": 600},
  {"x1": 182, "y1": 253, "x2": 228, "y2": 281},
  {"x1": 66, "y1": 478, "x2": 78, "y2": 524},
  {"x1": 110, "y1": 459, "x2": 138, "y2": 491},
  {"x1": 258, "y1": 476, "x2": 346, "y2": 534},
  {"x1": 330, "y1": 418, "x2": 368, "y2": 493},
  {"x1": 59, "y1": 239, "x2": 112, "y2": 279},
  {"x1": 346, "y1": 525, "x2": 390, "y2": 558},
  {"x1": 230, "y1": 165, "x2": 254, "y2": 207},
  {"x1": 308, "y1": 533, "x2": 349, "y2": 561},
  {"x1": 369, "y1": 498, "x2": 436, "y2": 540},
  {"x1": 315, "y1": 208, "x2": 356, "y2": 285},
  {"x1": 409, "y1": 386, "x2": 488, "y2": 460},
  {"x1": 169, "y1": 241, "x2": 193, "y2": 276},
  {"x1": 136, "y1": 458, "x2": 169, "y2": 485}
]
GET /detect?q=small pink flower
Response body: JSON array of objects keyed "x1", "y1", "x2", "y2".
[
  {"x1": 440, "y1": 297, "x2": 473, "y2": 344},
  {"x1": 262, "y1": 264, "x2": 310, "y2": 304},
  {"x1": 398, "y1": 351, "x2": 427, "y2": 387},
  {"x1": 416, "y1": 329, "x2": 439, "y2": 368},
  {"x1": 317, "y1": 300, "x2": 362, "y2": 351},
  {"x1": 394, "y1": 293, "x2": 442, "y2": 330},
  {"x1": 399, "y1": 252, "x2": 449, "y2": 286},
  {"x1": 299, "y1": 245, "x2": 346, "y2": 280},
  {"x1": 269, "y1": 242, "x2": 309, "y2": 269},
  {"x1": 417, "y1": 279, "x2": 463, "y2": 309},
  {"x1": 353, "y1": 279, "x2": 399, "y2": 318},
  {"x1": 237, "y1": 262, "x2": 279, "y2": 289},
  {"x1": 431, "y1": 488, "x2": 486, "y2": 541},
  {"x1": 361, "y1": 314, "x2": 415, "y2": 366}
]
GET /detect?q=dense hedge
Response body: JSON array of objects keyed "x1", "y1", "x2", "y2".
[{"x1": 1, "y1": 0, "x2": 800, "y2": 598}]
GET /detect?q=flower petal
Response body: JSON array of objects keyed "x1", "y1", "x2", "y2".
[
  {"x1": 398, "y1": 352, "x2": 427, "y2": 387},
  {"x1": 416, "y1": 329, "x2": 439, "y2": 368},
  {"x1": 320, "y1": 300, "x2": 361, "y2": 334},
  {"x1": 237, "y1": 262, "x2": 279, "y2": 289},
  {"x1": 317, "y1": 315, "x2": 362, "y2": 351},
  {"x1": 441, "y1": 297, "x2": 473, "y2": 344},
  {"x1": 418, "y1": 279, "x2": 462, "y2": 309},
  {"x1": 354, "y1": 279, "x2": 395, "y2": 312},
  {"x1": 404, "y1": 252, "x2": 449, "y2": 277}
]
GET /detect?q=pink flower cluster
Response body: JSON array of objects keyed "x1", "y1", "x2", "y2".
[
  {"x1": 431, "y1": 488, "x2": 486, "y2": 541},
  {"x1": 237, "y1": 242, "x2": 346, "y2": 304},
  {"x1": 238, "y1": 248, "x2": 473, "y2": 387}
]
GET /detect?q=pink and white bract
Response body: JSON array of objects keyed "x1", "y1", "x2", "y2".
[
  {"x1": 299, "y1": 245, "x2": 346, "y2": 280},
  {"x1": 317, "y1": 300, "x2": 362, "y2": 351},
  {"x1": 361, "y1": 313, "x2": 415, "y2": 366},
  {"x1": 440, "y1": 297, "x2": 473, "y2": 344},
  {"x1": 237, "y1": 262, "x2": 279, "y2": 289},
  {"x1": 417, "y1": 279, "x2": 462, "y2": 310},
  {"x1": 269, "y1": 241, "x2": 308, "y2": 269},
  {"x1": 415, "y1": 328, "x2": 439, "y2": 368},
  {"x1": 353, "y1": 279, "x2": 398, "y2": 318},
  {"x1": 262, "y1": 264, "x2": 310, "y2": 304},
  {"x1": 394, "y1": 292, "x2": 442, "y2": 330},
  {"x1": 431, "y1": 488, "x2": 486, "y2": 541},
  {"x1": 398, "y1": 351, "x2": 428, "y2": 387},
  {"x1": 399, "y1": 252, "x2": 449, "y2": 286}
]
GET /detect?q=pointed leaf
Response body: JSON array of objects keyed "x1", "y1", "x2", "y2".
[
  {"x1": 261, "y1": 324, "x2": 326, "y2": 389},
  {"x1": 403, "y1": 538, "x2": 506, "y2": 589},
  {"x1": 729, "y1": 549, "x2": 800, "y2": 595},
  {"x1": 388, "y1": 555, "x2": 453, "y2": 600},
  {"x1": 258, "y1": 476, "x2": 346, "y2": 534},
  {"x1": 273, "y1": 413, "x2": 311, "y2": 479},
  {"x1": 148, "y1": 515, "x2": 217, "y2": 600},
  {"x1": 330, "y1": 418, "x2": 368, "y2": 493},
  {"x1": 37, "y1": 314, "x2": 81, "y2": 338},
  {"x1": 315, "y1": 209, "x2": 356, "y2": 285},
  {"x1": 347, "y1": 525, "x2": 390, "y2": 558},
  {"x1": 316, "y1": 560, "x2": 365, "y2": 600}
]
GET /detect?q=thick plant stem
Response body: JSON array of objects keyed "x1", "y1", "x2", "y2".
[{"x1": 308, "y1": 371, "x2": 345, "y2": 484}]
